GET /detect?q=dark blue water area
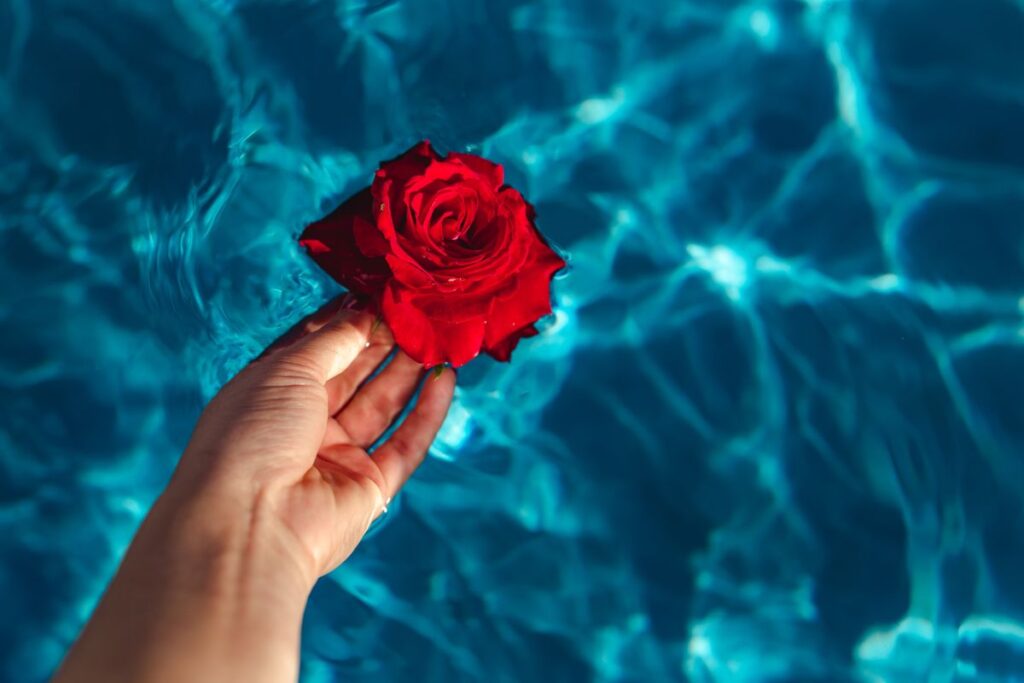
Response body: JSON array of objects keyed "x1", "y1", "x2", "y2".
[{"x1": 1, "y1": 0, "x2": 1023, "y2": 681}]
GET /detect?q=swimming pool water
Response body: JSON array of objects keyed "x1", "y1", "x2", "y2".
[{"x1": 1, "y1": 0, "x2": 1023, "y2": 681}]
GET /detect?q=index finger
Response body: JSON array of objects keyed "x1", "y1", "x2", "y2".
[
  {"x1": 272, "y1": 306, "x2": 376, "y2": 384},
  {"x1": 257, "y1": 293, "x2": 358, "y2": 361}
]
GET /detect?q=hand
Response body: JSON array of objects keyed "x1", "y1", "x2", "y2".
[
  {"x1": 178, "y1": 295, "x2": 455, "y2": 582},
  {"x1": 55, "y1": 296, "x2": 456, "y2": 683}
]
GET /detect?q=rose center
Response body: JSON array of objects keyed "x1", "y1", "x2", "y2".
[
  {"x1": 422, "y1": 188, "x2": 487, "y2": 250},
  {"x1": 440, "y1": 213, "x2": 470, "y2": 242}
]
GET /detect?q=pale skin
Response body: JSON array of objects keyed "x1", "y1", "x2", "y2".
[{"x1": 53, "y1": 296, "x2": 456, "y2": 683}]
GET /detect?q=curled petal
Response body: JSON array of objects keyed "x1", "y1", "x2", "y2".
[
  {"x1": 448, "y1": 152, "x2": 504, "y2": 190},
  {"x1": 376, "y1": 140, "x2": 439, "y2": 184}
]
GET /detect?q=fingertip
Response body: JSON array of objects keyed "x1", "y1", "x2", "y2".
[
  {"x1": 423, "y1": 366, "x2": 457, "y2": 404},
  {"x1": 335, "y1": 308, "x2": 376, "y2": 339},
  {"x1": 285, "y1": 309, "x2": 376, "y2": 382}
]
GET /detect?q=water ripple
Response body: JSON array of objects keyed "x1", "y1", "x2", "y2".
[{"x1": 0, "y1": 0, "x2": 1022, "y2": 681}]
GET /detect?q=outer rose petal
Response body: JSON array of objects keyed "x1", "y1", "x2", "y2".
[
  {"x1": 412, "y1": 284, "x2": 495, "y2": 322},
  {"x1": 301, "y1": 239, "x2": 331, "y2": 255},
  {"x1": 299, "y1": 187, "x2": 390, "y2": 295},
  {"x1": 353, "y1": 217, "x2": 390, "y2": 257},
  {"x1": 488, "y1": 324, "x2": 539, "y2": 362},
  {"x1": 385, "y1": 251, "x2": 437, "y2": 289},
  {"x1": 376, "y1": 140, "x2": 439, "y2": 185},
  {"x1": 448, "y1": 152, "x2": 504, "y2": 190},
  {"x1": 382, "y1": 284, "x2": 487, "y2": 368},
  {"x1": 482, "y1": 231, "x2": 566, "y2": 354}
]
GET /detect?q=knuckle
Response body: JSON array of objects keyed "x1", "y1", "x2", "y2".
[
  {"x1": 265, "y1": 355, "x2": 326, "y2": 385},
  {"x1": 327, "y1": 312, "x2": 373, "y2": 339},
  {"x1": 322, "y1": 313, "x2": 358, "y2": 335},
  {"x1": 351, "y1": 471, "x2": 386, "y2": 502},
  {"x1": 328, "y1": 376, "x2": 355, "y2": 402},
  {"x1": 387, "y1": 433, "x2": 420, "y2": 461},
  {"x1": 329, "y1": 466, "x2": 386, "y2": 507},
  {"x1": 367, "y1": 391, "x2": 397, "y2": 420}
]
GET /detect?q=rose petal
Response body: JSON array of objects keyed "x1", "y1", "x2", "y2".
[
  {"x1": 410, "y1": 284, "x2": 493, "y2": 322},
  {"x1": 483, "y1": 236, "x2": 565, "y2": 350},
  {"x1": 376, "y1": 140, "x2": 439, "y2": 184},
  {"x1": 299, "y1": 187, "x2": 391, "y2": 295},
  {"x1": 382, "y1": 284, "x2": 486, "y2": 368},
  {"x1": 353, "y1": 215, "x2": 390, "y2": 257},
  {"x1": 372, "y1": 177, "x2": 436, "y2": 288},
  {"x1": 487, "y1": 324, "x2": 539, "y2": 362},
  {"x1": 301, "y1": 239, "x2": 331, "y2": 255},
  {"x1": 385, "y1": 252, "x2": 437, "y2": 289},
  {"x1": 449, "y1": 152, "x2": 504, "y2": 190}
]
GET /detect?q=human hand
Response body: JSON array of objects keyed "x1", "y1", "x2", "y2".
[
  {"x1": 55, "y1": 296, "x2": 455, "y2": 683},
  {"x1": 175, "y1": 295, "x2": 456, "y2": 584}
]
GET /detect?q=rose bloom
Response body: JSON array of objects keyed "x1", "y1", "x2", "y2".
[{"x1": 300, "y1": 141, "x2": 565, "y2": 368}]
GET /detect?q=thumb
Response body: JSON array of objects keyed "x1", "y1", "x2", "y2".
[
  {"x1": 180, "y1": 306, "x2": 375, "y2": 483},
  {"x1": 262, "y1": 306, "x2": 375, "y2": 385}
]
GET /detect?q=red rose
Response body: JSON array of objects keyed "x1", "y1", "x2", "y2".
[{"x1": 300, "y1": 141, "x2": 565, "y2": 368}]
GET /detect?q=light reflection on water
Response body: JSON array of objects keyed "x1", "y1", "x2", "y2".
[{"x1": 1, "y1": 0, "x2": 1023, "y2": 681}]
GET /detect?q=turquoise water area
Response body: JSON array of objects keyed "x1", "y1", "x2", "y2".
[{"x1": 2, "y1": 0, "x2": 1023, "y2": 680}]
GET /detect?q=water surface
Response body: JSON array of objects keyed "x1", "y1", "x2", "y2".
[{"x1": 1, "y1": 0, "x2": 1023, "y2": 681}]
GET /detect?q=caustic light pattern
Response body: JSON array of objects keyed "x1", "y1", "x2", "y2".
[{"x1": 0, "y1": 0, "x2": 1022, "y2": 682}]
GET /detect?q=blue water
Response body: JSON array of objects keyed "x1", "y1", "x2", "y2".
[{"x1": 1, "y1": 0, "x2": 1023, "y2": 681}]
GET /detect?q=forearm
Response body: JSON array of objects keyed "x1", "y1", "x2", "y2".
[{"x1": 54, "y1": 483, "x2": 313, "y2": 683}]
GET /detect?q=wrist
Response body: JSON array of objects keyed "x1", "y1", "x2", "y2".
[
  {"x1": 57, "y1": 482, "x2": 313, "y2": 683},
  {"x1": 141, "y1": 479, "x2": 316, "y2": 614}
]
